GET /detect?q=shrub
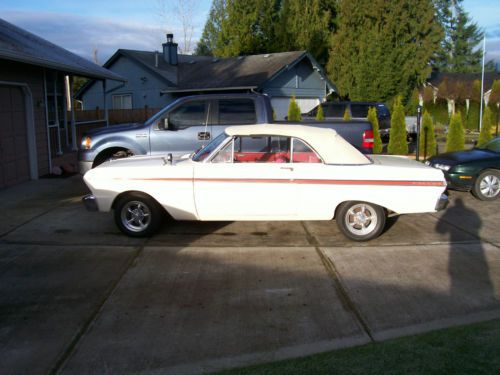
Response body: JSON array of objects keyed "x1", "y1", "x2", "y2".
[
  {"x1": 405, "y1": 88, "x2": 420, "y2": 116},
  {"x1": 367, "y1": 107, "x2": 383, "y2": 154},
  {"x1": 419, "y1": 110, "x2": 437, "y2": 159},
  {"x1": 388, "y1": 97, "x2": 408, "y2": 155},
  {"x1": 343, "y1": 106, "x2": 351, "y2": 121},
  {"x1": 315, "y1": 104, "x2": 324, "y2": 120},
  {"x1": 477, "y1": 106, "x2": 494, "y2": 147},
  {"x1": 287, "y1": 96, "x2": 302, "y2": 121},
  {"x1": 445, "y1": 112, "x2": 465, "y2": 152}
]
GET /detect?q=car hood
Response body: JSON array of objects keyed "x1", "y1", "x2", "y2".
[
  {"x1": 83, "y1": 122, "x2": 144, "y2": 137},
  {"x1": 428, "y1": 149, "x2": 495, "y2": 165}
]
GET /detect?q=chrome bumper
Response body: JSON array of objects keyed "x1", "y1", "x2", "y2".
[
  {"x1": 82, "y1": 194, "x2": 98, "y2": 211},
  {"x1": 435, "y1": 193, "x2": 449, "y2": 211}
]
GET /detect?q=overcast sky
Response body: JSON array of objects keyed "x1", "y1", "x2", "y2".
[{"x1": 1, "y1": 0, "x2": 499, "y2": 66}]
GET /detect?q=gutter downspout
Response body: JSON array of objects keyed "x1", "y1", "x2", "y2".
[{"x1": 43, "y1": 69, "x2": 52, "y2": 173}]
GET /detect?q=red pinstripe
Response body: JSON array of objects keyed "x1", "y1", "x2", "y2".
[{"x1": 117, "y1": 177, "x2": 445, "y2": 187}]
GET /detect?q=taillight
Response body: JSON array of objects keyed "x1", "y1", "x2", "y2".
[{"x1": 362, "y1": 130, "x2": 374, "y2": 149}]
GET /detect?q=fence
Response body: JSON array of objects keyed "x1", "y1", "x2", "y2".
[{"x1": 75, "y1": 107, "x2": 161, "y2": 125}]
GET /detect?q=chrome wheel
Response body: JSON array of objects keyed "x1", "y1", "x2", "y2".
[
  {"x1": 120, "y1": 200, "x2": 152, "y2": 233},
  {"x1": 472, "y1": 170, "x2": 500, "y2": 201},
  {"x1": 479, "y1": 174, "x2": 500, "y2": 198},
  {"x1": 114, "y1": 193, "x2": 164, "y2": 237},
  {"x1": 336, "y1": 201, "x2": 386, "y2": 241},
  {"x1": 344, "y1": 203, "x2": 378, "y2": 236}
]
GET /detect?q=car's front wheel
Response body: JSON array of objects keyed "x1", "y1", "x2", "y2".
[
  {"x1": 336, "y1": 201, "x2": 386, "y2": 241},
  {"x1": 472, "y1": 169, "x2": 500, "y2": 201},
  {"x1": 114, "y1": 193, "x2": 164, "y2": 237}
]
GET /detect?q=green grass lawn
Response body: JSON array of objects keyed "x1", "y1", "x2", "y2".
[{"x1": 218, "y1": 319, "x2": 500, "y2": 375}]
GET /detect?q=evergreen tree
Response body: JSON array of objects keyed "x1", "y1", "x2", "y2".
[
  {"x1": 433, "y1": 0, "x2": 492, "y2": 72},
  {"x1": 388, "y1": 97, "x2": 408, "y2": 155},
  {"x1": 367, "y1": 107, "x2": 383, "y2": 154},
  {"x1": 405, "y1": 89, "x2": 421, "y2": 116},
  {"x1": 275, "y1": 0, "x2": 335, "y2": 64},
  {"x1": 490, "y1": 80, "x2": 500, "y2": 132},
  {"x1": 477, "y1": 106, "x2": 493, "y2": 147},
  {"x1": 327, "y1": 0, "x2": 442, "y2": 103},
  {"x1": 445, "y1": 112, "x2": 465, "y2": 152},
  {"x1": 315, "y1": 104, "x2": 324, "y2": 120},
  {"x1": 419, "y1": 110, "x2": 437, "y2": 158},
  {"x1": 343, "y1": 106, "x2": 351, "y2": 121},
  {"x1": 194, "y1": 0, "x2": 228, "y2": 56},
  {"x1": 287, "y1": 96, "x2": 302, "y2": 121},
  {"x1": 196, "y1": 0, "x2": 336, "y2": 62}
]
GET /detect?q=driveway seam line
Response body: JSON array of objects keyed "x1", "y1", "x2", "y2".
[
  {"x1": 49, "y1": 241, "x2": 149, "y2": 375},
  {"x1": 0, "y1": 199, "x2": 74, "y2": 239},
  {"x1": 299, "y1": 222, "x2": 374, "y2": 342}
]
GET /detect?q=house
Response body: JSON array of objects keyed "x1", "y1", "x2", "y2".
[
  {"x1": 78, "y1": 34, "x2": 336, "y2": 120},
  {"x1": 0, "y1": 18, "x2": 125, "y2": 189},
  {"x1": 427, "y1": 71, "x2": 500, "y2": 103}
]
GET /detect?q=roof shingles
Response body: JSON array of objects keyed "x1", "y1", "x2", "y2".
[{"x1": 0, "y1": 18, "x2": 125, "y2": 81}]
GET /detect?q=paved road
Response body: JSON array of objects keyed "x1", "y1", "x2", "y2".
[{"x1": 0, "y1": 176, "x2": 499, "y2": 374}]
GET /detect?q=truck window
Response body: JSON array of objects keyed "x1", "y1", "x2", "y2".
[
  {"x1": 218, "y1": 99, "x2": 256, "y2": 125},
  {"x1": 324, "y1": 103, "x2": 346, "y2": 117},
  {"x1": 350, "y1": 104, "x2": 370, "y2": 118},
  {"x1": 168, "y1": 100, "x2": 207, "y2": 129}
]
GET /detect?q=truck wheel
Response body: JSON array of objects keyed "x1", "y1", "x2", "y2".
[
  {"x1": 472, "y1": 170, "x2": 500, "y2": 201},
  {"x1": 336, "y1": 201, "x2": 386, "y2": 241},
  {"x1": 114, "y1": 193, "x2": 164, "y2": 237},
  {"x1": 93, "y1": 149, "x2": 134, "y2": 168}
]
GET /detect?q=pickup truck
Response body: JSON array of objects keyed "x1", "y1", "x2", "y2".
[{"x1": 78, "y1": 93, "x2": 374, "y2": 173}]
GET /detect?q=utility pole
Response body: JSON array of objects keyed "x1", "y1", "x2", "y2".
[{"x1": 479, "y1": 36, "x2": 486, "y2": 131}]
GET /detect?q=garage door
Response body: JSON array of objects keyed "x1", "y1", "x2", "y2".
[{"x1": 0, "y1": 85, "x2": 30, "y2": 189}]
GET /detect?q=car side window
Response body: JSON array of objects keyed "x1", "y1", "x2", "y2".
[
  {"x1": 211, "y1": 139, "x2": 234, "y2": 163},
  {"x1": 218, "y1": 99, "x2": 256, "y2": 125},
  {"x1": 292, "y1": 138, "x2": 321, "y2": 163},
  {"x1": 211, "y1": 136, "x2": 292, "y2": 163},
  {"x1": 167, "y1": 100, "x2": 207, "y2": 130}
]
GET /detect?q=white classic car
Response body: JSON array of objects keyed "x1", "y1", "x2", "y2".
[{"x1": 82, "y1": 124, "x2": 448, "y2": 241}]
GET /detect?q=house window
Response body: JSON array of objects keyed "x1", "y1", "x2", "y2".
[{"x1": 112, "y1": 94, "x2": 132, "y2": 109}]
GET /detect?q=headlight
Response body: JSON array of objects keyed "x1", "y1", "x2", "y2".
[
  {"x1": 434, "y1": 163, "x2": 451, "y2": 171},
  {"x1": 81, "y1": 136, "x2": 92, "y2": 150}
]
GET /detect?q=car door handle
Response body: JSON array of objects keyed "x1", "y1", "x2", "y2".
[
  {"x1": 198, "y1": 132, "x2": 211, "y2": 140},
  {"x1": 280, "y1": 166, "x2": 294, "y2": 171}
]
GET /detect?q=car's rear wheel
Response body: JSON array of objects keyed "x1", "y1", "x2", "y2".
[
  {"x1": 114, "y1": 193, "x2": 163, "y2": 237},
  {"x1": 336, "y1": 201, "x2": 386, "y2": 241},
  {"x1": 472, "y1": 169, "x2": 500, "y2": 201}
]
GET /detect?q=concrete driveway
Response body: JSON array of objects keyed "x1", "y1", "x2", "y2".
[{"x1": 0, "y1": 176, "x2": 499, "y2": 374}]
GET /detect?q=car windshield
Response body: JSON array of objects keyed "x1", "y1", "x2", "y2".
[
  {"x1": 192, "y1": 132, "x2": 228, "y2": 162},
  {"x1": 476, "y1": 138, "x2": 500, "y2": 153}
]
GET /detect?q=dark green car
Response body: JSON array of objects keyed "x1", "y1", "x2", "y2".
[{"x1": 426, "y1": 137, "x2": 500, "y2": 201}]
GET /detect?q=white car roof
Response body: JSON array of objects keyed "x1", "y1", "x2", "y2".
[{"x1": 225, "y1": 124, "x2": 370, "y2": 165}]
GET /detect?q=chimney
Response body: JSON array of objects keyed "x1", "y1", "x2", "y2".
[{"x1": 162, "y1": 33, "x2": 178, "y2": 65}]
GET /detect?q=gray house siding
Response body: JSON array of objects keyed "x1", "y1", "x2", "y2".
[
  {"x1": 82, "y1": 56, "x2": 172, "y2": 110},
  {"x1": 262, "y1": 59, "x2": 328, "y2": 119}
]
